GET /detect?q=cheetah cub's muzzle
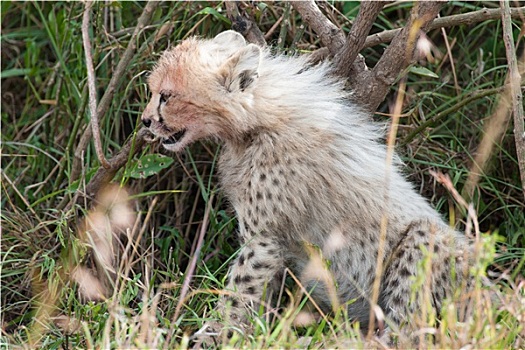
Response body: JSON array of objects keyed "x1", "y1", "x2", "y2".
[{"x1": 140, "y1": 30, "x2": 262, "y2": 153}]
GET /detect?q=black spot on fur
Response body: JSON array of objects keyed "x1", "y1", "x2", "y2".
[
  {"x1": 235, "y1": 275, "x2": 253, "y2": 284},
  {"x1": 245, "y1": 286, "x2": 256, "y2": 294},
  {"x1": 440, "y1": 270, "x2": 449, "y2": 283},
  {"x1": 400, "y1": 267, "x2": 411, "y2": 277},
  {"x1": 247, "y1": 250, "x2": 255, "y2": 260},
  {"x1": 392, "y1": 294, "x2": 403, "y2": 306},
  {"x1": 352, "y1": 271, "x2": 359, "y2": 281},
  {"x1": 253, "y1": 261, "x2": 271, "y2": 270},
  {"x1": 367, "y1": 266, "x2": 375, "y2": 276}
]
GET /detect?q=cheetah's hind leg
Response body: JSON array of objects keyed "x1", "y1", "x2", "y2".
[{"x1": 378, "y1": 221, "x2": 469, "y2": 335}]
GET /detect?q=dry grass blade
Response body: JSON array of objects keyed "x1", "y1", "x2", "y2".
[
  {"x1": 461, "y1": 86, "x2": 513, "y2": 203},
  {"x1": 302, "y1": 244, "x2": 339, "y2": 312},
  {"x1": 430, "y1": 170, "x2": 480, "y2": 238},
  {"x1": 172, "y1": 194, "x2": 214, "y2": 325},
  {"x1": 367, "y1": 75, "x2": 407, "y2": 337}
]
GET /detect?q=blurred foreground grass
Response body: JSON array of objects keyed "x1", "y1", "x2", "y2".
[{"x1": 1, "y1": 1, "x2": 524, "y2": 348}]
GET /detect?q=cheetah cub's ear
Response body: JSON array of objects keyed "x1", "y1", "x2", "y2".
[
  {"x1": 218, "y1": 43, "x2": 261, "y2": 93},
  {"x1": 213, "y1": 30, "x2": 246, "y2": 49}
]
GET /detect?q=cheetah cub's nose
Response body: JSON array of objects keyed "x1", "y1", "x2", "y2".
[{"x1": 142, "y1": 118, "x2": 151, "y2": 128}]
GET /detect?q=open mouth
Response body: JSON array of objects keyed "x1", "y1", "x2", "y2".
[{"x1": 162, "y1": 129, "x2": 187, "y2": 145}]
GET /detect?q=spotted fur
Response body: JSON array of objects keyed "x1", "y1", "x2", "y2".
[{"x1": 141, "y1": 31, "x2": 473, "y2": 341}]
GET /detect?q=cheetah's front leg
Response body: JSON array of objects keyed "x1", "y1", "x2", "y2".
[{"x1": 197, "y1": 234, "x2": 284, "y2": 345}]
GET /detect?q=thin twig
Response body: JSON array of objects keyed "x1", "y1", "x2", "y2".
[
  {"x1": 59, "y1": 127, "x2": 150, "y2": 210},
  {"x1": 71, "y1": 1, "x2": 160, "y2": 183},
  {"x1": 84, "y1": 128, "x2": 150, "y2": 201},
  {"x1": 264, "y1": 15, "x2": 283, "y2": 41},
  {"x1": 82, "y1": 1, "x2": 111, "y2": 169},
  {"x1": 440, "y1": 24, "x2": 460, "y2": 96},
  {"x1": 501, "y1": 1, "x2": 525, "y2": 199},
  {"x1": 364, "y1": 6, "x2": 525, "y2": 49}
]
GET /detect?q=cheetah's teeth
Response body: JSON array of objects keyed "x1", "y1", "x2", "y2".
[{"x1": 163, "y1": 129, "x2": 187, "y2": 145}]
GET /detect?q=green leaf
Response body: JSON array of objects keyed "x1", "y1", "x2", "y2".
[
  {"x1": 197, "y1": 7, "x2": 229, "y2": 24},
  {"x1": 126, "y1": 154, "x2": 174, "y2": 179},
  {"x1": 1, "y1": 68, "x2": 32, "y2": 79},
  {"x1": 409, "y1": 66, "x2": 439, "y2": 78}
]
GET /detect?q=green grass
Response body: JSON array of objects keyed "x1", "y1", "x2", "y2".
[{"x1": 1, "y1": 1, "x2": 524, "y2": 348}]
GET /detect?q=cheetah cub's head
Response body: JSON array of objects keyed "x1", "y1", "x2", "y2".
[{"x1": 141, "y1": 31, "x2": 262, "y2": 152}]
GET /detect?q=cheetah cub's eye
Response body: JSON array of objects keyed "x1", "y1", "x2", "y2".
[{"x1": 159, "y1": 92, "x2": 170, "y2": 104}]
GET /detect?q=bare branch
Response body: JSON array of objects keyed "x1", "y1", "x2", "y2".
[
  {"x1": 364, "y1": 6, "x2": 525, "y2": 49},
  {"x1": 333, "y1": 1, "x2": 389, "y2": 77},
  {"x1": 82, "y1": 1, "x2": 111, "y2": 169},
  {"x1": 225, "y1": 2, "x2": 266, "y2": 46},
  {"x1": 353, "y1": 1, "x2": 444, "y2": 111},
  {"x1": 291, "y1": 1, "x2": 345, "y2": 54},
  {"x1": 84, "y1": 128, "x2": 150, "y2": 201},
  {"x1": 71, "y1": 1, "x2": 160, "y2": 183},
  {"x1": 305, "y1": 47, "x2": 330, "y2": 65},
  {"x1": 501, "y1": 1, "x2": 525, "y2": 198}
]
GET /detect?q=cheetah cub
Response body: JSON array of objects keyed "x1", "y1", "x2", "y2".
[{"x1": 141, "y1": 31, "x2": 472, "y2": 342}]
